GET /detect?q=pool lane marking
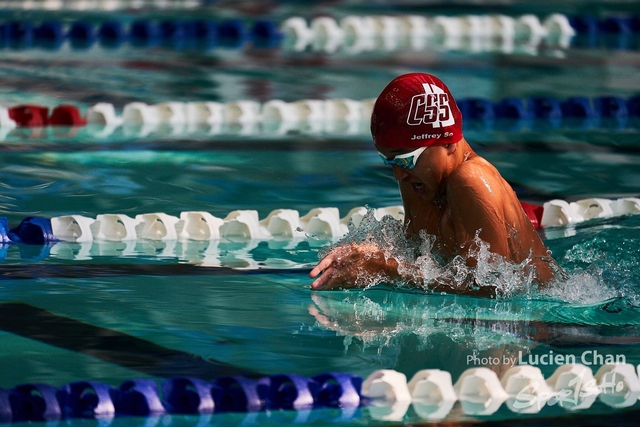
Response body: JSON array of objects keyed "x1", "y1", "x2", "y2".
[
  {"x1": 0, "y1": 302, "x2": 266, "y2": 380},
  {"x1": 2, "y1": 139, "x2": 640, "y2": 154},
  {"x1": 0, "y1": 139, "x2": 375, "y2": 153},
  {"x1": 0, "y1": 264, "x2": 312, "y2": 280}
]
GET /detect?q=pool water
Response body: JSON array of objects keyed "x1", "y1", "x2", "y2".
[{"x1": 2, "y1": 2, "x2": 640, "y2": 426}]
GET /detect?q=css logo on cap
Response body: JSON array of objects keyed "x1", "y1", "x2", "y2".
[{"x1": 406, "y1": 83, "x2": 455, "y2": 129}]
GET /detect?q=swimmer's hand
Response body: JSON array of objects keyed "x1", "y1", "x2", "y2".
[{"x1": 309, "y1": 243, "x2": 400, "y2": 290}]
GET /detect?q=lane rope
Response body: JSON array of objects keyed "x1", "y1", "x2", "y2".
[
  {"x1": 0, "y1": 363, "x2": 638, "y2": 423},
  {"x1": 1, "y1": 198, "x2": 638, "y2": 244},
  {"x1": 1, "y1": 95, "x2": 639, "y2": 141},
  {"x1": 1, "y1": 13, "x2": 639, "y2": 54}
]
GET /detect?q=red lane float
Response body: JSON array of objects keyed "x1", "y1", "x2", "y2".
[
  {"x1": 521, "y1": 202, "x2": 544, "y2": 230},
  {"x1": 7, "y1": 105, "x2": 49, "y2": 127},
  {"x1": 7, "y1": 104, "x2": 86, "y2": 127},
  {"x1": 49, "y1": 105, "x2": 87, "y2": 126}
]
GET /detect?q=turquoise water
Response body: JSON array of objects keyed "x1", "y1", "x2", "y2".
[
  {"x1": 1, "y1": 142, "x2": 639, "y2": 425},
  {"x1": 2, "y1": 2, "x2": 640, "y2": 426}
]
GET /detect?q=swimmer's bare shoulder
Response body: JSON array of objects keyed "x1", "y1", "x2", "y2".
[
  {"x1": 445, "y1": 157, "x2": 512, "y2": 254},
  {"x1": 447, "y1": 156, "x2": 561, "y2": 285},
  {"x1": 447, "y1": 155, "x2": 505, "y2": 196}
]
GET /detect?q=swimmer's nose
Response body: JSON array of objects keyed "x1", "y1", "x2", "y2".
[{"x1": 392, "y1": 165, "x2": 409, "y2": 181}]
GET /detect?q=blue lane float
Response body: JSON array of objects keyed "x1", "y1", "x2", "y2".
[
  {"x1": 311, "y1": 372, "x2": 362, "y2": 408},
  {"x1": 560, "y1": 96, "x2": 598, "y2": 119},
  {"x1": 1, "y1": 364, "x2": 639, "y2": 423},
  {"x1": 98, "y1": 21, "x2": 128, "y2": 48},
  {"x1": 162, "y1": 378, "x2": 216, "y2": 414},
  {"x1": 213, "y1": 376, "x2": 263, "y2": 412},
  {"x1": 493, "y1": 97, "x2": 532, "y2": 120},
  {"x1": 628, "y1": 95, "x2": 640, "y2": 117},
  {"x1": 34, "y1": 20, "x2": 65, "y2": 49},
  {"x1": 264, "y1": 374, "x2": 314, "y2": 410},
  {"x1": 457, "y1": 98, "x2": 495, "y2": 121},
  {"x1": 116, "y1": 379, "x2": 166, "y2": 416},
  {"x1": 68, "y1": 21, "x2": 97, "y2": 49},
  {"x1": 568, "y1": 14, "x2": 640, "y2": 49},
  {"x1": 528, "y1": 96, "x2": 563, "y2": 120},
  {"x1": 160, "y1": 20, "x2": 187, "y2": 42},
  {"x1": 7, "y1": 216, "x2": 56, "y2": 245},
  {"x1": 193, "y1": 20, "x2": 218, "y2": 48},
  {"x1": 0, "y1": 388, "x2": 10, "y2": 423},
  {"x1": 130, "y1": 20, "x2": 161, "y2": 47},
  {"x1": 569, "y1": 15, "x2": 599, "y2": 36},
  {"x1": 1, "y1": 14, "x2": 640, "y2": 53},
  {"x1": 599, "y1": 16, "x2": 635, "y2": 35},
  {"x1": 217, "y1": 19, "x2": 248, "y2": 49},
  {"x1": 0, "y1": 373, "x2": 364, "y2": 423},
  {"x1": 0, "y1": 217, "x2": 10, "y2": 244},
  {"x1": 9, "y1": 383, "x2": 63, "y2": 422},
  {"x1": 251, "y1": 20, "x2": 283, "y2": 48},
  {"x1": 63, "y1": 381, "x2": 116, "y2": 418},
  {"x1": 595, "y1": 96, "x2": 628, "y2": 118},
  {"x1": 4, "y1": 21, "x2": 34, "y2": 49}
]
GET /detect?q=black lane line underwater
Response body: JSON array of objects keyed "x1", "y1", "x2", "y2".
[
  {"x1": 0, "y1": 139, "x2": 377, "y2": 153},
  {"x1": 0, "y1": 264, "x2": 312, "y2": 280},
  {"x1": 0, "y1": 302, "x2": 266, "y2": 380},
  {"x1": 2, "y1": 138, "x2": 640, "y2": 154}
]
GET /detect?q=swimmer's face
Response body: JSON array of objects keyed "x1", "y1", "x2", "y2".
[{"x1": 377, "y1": 144, "x2": 455, "y2": 200}]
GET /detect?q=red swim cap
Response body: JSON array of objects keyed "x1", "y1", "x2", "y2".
[{"x1": 371, "y1": 73, "x2": 463, "y2": 149}]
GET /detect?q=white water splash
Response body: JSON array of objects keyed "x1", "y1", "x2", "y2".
[
  {"x1": 539, "y1": 269, "x2": 618, "y2": 304},
  {"x1": 319, "y1": 208, "x2": 539, "y2": 299},
  {"x1": 318, "y1": 207, "x2": 630, "y2": 305}
]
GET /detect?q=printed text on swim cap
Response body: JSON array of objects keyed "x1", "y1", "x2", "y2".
[
  {"x1": 406, "y1": 83, "x2": 456, "y2": 129},
  {"x1": 411, "y1": 131, "x2": 454, "y2": 141}
]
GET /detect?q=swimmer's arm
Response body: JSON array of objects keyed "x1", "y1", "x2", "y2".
[{"x1": 309, "y1": 243, "x2": 497, "y2": 297}]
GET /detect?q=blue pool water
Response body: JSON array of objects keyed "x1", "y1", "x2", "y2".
[{"x1": 2, "y1": 2, "x2": 640, "y2": 426}]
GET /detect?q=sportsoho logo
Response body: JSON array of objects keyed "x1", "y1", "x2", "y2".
[{"x1": 406, "y1": 83, "x2": 456, "y2": 129}]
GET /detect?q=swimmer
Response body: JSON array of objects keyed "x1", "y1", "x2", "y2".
[{"x1": 310, "y1": 73, "x2": 560, "y2": 296}]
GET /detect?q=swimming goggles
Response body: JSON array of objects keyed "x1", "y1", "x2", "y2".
[{"x1": 378, "y1": 146, "x2": 428, "y2": 169}]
